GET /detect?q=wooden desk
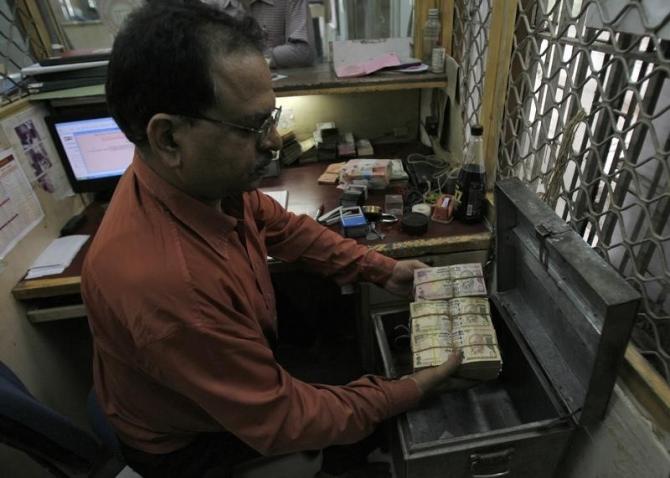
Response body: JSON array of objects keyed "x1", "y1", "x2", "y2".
[
  {"x1": 262, "y1": 163, "x2": 490, "y2": 258},
  {"x1": 12, "y1": 160, "x2": 490, "y2": 321},
  {"x1": 12, "y1": 203, "x2": 105, "y2": 302}
]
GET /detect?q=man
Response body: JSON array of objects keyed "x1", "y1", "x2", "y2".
[
  {"x1": 204, "y1": 0, "x2": 316, "y2": 68},
  {"x1": 83, "y1": 1, "x2": 460, "y2": 476}
]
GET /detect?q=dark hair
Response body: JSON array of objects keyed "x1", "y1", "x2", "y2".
[{"x1": 106, "y1": 0, "x2": 265, "y2": 144}]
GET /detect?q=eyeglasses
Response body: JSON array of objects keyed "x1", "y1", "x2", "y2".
[{"x1": 183, "y1": 106, "x2": 282, "y2": 146}]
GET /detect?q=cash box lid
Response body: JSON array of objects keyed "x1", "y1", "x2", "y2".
[{"x1": 493, "y1": 178, "x2": 640, "y2": 426}]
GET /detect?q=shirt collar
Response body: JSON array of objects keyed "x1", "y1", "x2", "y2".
[{"x1": 131, "y1": 151, "x2": 239, "y2": 244}]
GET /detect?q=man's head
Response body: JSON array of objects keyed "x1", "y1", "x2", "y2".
[{"x1": 106, "y1": 0, "x2": 281, "y2": 202}]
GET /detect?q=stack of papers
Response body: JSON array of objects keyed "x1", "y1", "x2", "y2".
[
  {"x1": 340, "y1": 159, "x2": 392, "y2": 190},
  {"x1": 332, "y1": 38, "x2": 421, "y2": 78},
  {"x1": 25, "y1": 235, "x2": 89, "y2": 279}
]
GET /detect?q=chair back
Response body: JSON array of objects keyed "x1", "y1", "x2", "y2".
[
  {"x1": 0, "y1": 361, "x2": 120, "y2": 477},
  {"x1": 87, "y1": 389, "x2": 123, "y2": 461}
]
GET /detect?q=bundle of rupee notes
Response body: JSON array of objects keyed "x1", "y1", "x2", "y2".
[{"x1": 411, "y1": 263, "x2": 502, "y2": 381}]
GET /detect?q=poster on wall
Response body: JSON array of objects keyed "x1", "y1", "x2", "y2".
[
  {"x1": 0, "y1": 104, "x2": 73, "y2": 200},
  {"x1": 0, "y1": 148, "x2": 45, "y2": 260}
]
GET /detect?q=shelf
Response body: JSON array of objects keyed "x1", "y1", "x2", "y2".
[
  {"x1": 273, "y1": 63, "x2": 447, "y2": 96},
  {"x1": 29, "y1": 63, "x2": 447, "y2": 106}
]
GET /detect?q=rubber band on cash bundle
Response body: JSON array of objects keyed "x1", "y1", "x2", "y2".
[{"x1": 431, "y1": 194, "x2": 455, "y2": 224}]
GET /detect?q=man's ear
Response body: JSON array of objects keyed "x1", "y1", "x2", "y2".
[{"x1": 146, "y1": 113, "x2": 185, "y2": 169}]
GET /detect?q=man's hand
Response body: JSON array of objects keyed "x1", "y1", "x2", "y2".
[
  {"x1": 383, "y1": 260, "x2": 429, "y2": 297},
  {"x1": 408, "y1": 351, "x2": 463, "y2": 395}
]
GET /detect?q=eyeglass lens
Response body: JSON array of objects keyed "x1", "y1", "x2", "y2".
[{"x1": 258, "y1": 108, "x2": 281, "y2": 143}]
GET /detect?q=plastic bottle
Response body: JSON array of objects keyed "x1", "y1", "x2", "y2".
[
  {"x1": 422, "y1": 9, "x2": 441, "y2": 65},
  {"x1": 455, "y1": 124, "x2": 486, "y2": 223}
]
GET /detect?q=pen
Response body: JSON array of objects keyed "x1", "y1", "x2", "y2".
[{"x1": 310, "y1": 205, "x2": 324, "y2": 220}]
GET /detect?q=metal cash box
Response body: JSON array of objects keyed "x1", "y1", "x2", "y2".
[{"x1": 372, "y1": 178, "x2": 640, "y2": 478}]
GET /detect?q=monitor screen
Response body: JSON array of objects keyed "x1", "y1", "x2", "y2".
[{"x1": 46, "y1": 112, "x2": 134, "y2": 193}]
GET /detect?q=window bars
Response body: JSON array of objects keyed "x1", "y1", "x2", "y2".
[
  {"x1": 1, "y1": 0, "x2": 33, "y2": 104},
  {"x1": 453, "y1": 0, "x2": 492, "y2": 143},
  {"x1": 1, "y1": 0, "x2": 72, "y2": 105},
  {"x1": 498, "y1": 0, "x2": 670, "y2": 380}
]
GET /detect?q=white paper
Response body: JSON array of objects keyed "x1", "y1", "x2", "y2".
[
  {"x1": 260, "y1": 189, "x2": 288, "y2": 208},
  {"x1": 0, "y1": 104, "x2": 74, "y2": 199},
  {"x1": 0, "y1": 148, "x2": 45, "y2": 259},
  {"x1": 29, "y1": 234, "x2": 89, "y2": 268},
  {"x1": 26, "y1": 234, "x2": 89, "y2": 278},
  {"x1": 25, "y1": 265, "x2": 65, "y2": 279}
]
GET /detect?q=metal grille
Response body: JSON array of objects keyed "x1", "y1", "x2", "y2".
[
  {"x1": 452, "y1": 0, "x2": 492, "y2": 140},
  {"x1": 498, "y1": 0, "x2": 670, "y2": 380},
  {"x1": 56, "y1": 0, "x2": 100, "y2": 22},
  {"x1": 1, "y1": 1, "x2": 34, "y2": 104}
]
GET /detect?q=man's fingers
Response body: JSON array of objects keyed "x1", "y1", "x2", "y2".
[
  {"x1": 404, "y1": 259, "x2": 429, "y2": 273},
  {"x1": 438, "y1": 351, "x2": 463, "y2": 376}
]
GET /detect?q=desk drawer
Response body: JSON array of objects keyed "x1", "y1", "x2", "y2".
[{"x1": 25, "y1": 303, "x2": 87, "y2": 323}]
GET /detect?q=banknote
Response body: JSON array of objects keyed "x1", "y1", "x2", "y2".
[
  {"x1": 413, "y1": 347, "x2": 456, "y2": 368},
  {"x1": 413, "y1": 345, "x2": 501, "y2": 368},
  {"x1": 460, "y1": 342, "x2": 502, "y2": 364},
  {"x1": 447, "y1": 263, "x2": 483, "y2": 280},
  {"x1": 452, "y1": 277, "x2": 487, "y2": 297},
  {"x1": 412, "y1": 332, "x2": 452, "y2": 352},
  {"x1": 411, "y1": 315, "x2": 451, "y2": 334},
  {"x1": 451, "y1": 314, "x2": 492, "y2": 330},
  {"x1": 410, "y1": 263, "x2": 500, "y2": 377},
  {"x1": 451, "y1": 327, "x2": 497, "y2": 346},
  {"x1": 414, "y1": 266, "x2": 451, "y2": 285},
  {"x1": 414, "y1": 281, "x2": 454, "y2": 300},
  {"x1": 411, "y1": 299, "x2": 490, "y2": 319},
  {"x1": 410, "y1": 300, "x2": 450, "y2": 318},
  {"x1": 413, "y1": 263, "x2": 483, "y2": 285},
  {"x1": 448, "y1": 297, "x2": 490, "y2": 316}
]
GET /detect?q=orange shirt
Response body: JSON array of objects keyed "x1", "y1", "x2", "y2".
[{"x1": 82, "y1": 154, "x2": 421, "y2": 455}]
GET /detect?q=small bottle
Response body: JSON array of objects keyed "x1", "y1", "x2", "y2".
[
  {"x1": 422, "y1": 9, "x2": 441, "y2": 65},
  {"x1": 455, "y1": 124, "x2": 486, "y2": 223}
]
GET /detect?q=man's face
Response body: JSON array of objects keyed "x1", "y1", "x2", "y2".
[{"x1": 176, "y1": 52, "x2": 280, "y2": 201}]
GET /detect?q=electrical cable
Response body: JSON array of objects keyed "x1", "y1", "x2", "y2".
[{"x1": 404, "y1": 152, "x2": 460, "y2": 210}]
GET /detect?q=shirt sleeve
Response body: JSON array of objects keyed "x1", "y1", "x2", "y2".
[
  {"x1": 145, "y1": 310, "x2": 421, "y2": 455},
  {"x1": 269, "y1": 0, "x2": 315, "y2": 68},
  {"x1": 250, "y1": 191, "x2": 397, "y2": 286}
]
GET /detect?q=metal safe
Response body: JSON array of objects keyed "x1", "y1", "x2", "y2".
[{"x1": 372, "y1": 178, "x2": 640, "y2": 478}]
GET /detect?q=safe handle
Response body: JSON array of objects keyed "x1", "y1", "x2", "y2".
[{"x1": 470, "y1": 448, "x2": 514, "y2": 478}]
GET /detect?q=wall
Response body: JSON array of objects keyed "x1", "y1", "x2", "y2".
[
  {"x1": 0, "y1": 100, "x2": 90, "y2": 476},
  {"x1": 559, "y1": 384, "x2": 670, "y2": 478},
  {"x1": 62, "y1": 21, "x2": 114, "y2": 50},
  {"x1": 277, "y1": 90, "x2": 419, "y2": 142}
]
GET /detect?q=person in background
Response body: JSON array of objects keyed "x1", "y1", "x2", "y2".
[
  {"x1": 83, "y1": 1, "x2": 460, "y2": 477},
  {"x1": 204, "y1": 0, "x2": 316, "y2": 68}
]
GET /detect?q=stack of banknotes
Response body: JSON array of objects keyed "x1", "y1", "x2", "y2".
[{"x1": 411, "y1": 264, "x2": 502, "y2": 380}]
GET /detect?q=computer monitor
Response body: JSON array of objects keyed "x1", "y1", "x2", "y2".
[{"x1": 45, "y1": 111, "x2": 135, "y2": 194}]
